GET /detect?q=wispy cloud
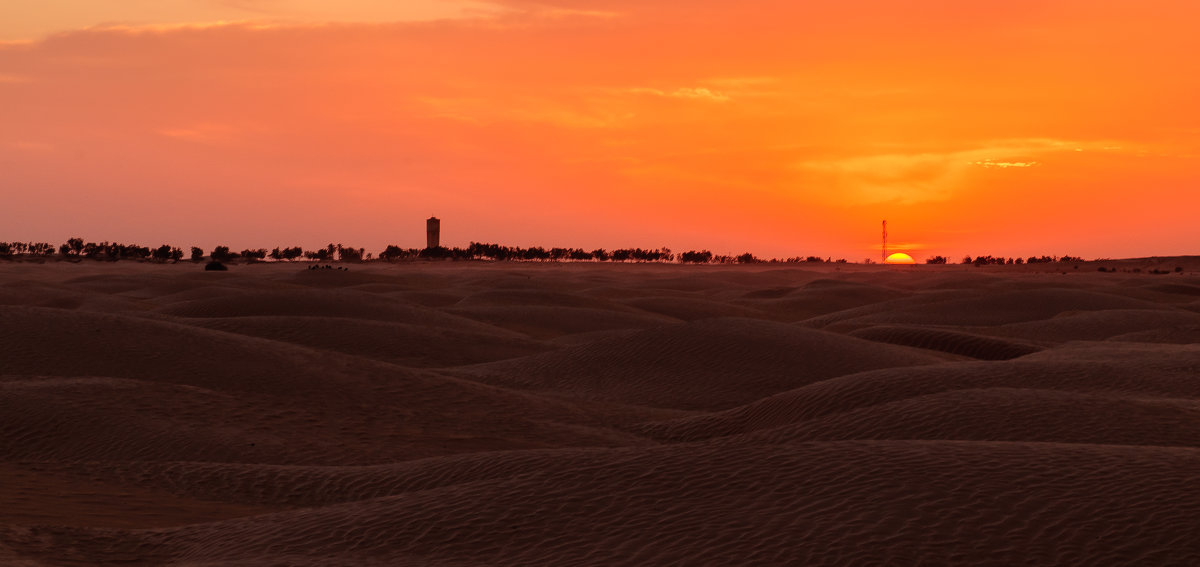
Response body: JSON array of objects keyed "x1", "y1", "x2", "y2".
[
  {"x1": 671, "y1": 87, "x2": 730, "y2": 102},
  {"x1": 628, "y1": 86, "x2": 731, "y2": 102},
  {"x1": 797, "y1": 139, "x2": 1126, "y2": 204},
  {"x1": 159, "y1": 123, "x2": 237, "y2": 143},
  {"x1": 79, "y1": 20, "x2": 284, "y2": 35},
  {"x1": 972, "y1": 160, "x2": 1038, "y2": 168},
  {"x1": 416, "y1": 96, "x2": 631, "y2": 128}
]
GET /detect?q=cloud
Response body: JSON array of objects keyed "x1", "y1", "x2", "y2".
[
  {"x1": 628, "y1": 86, "x2": 730, "y2": 102},
  {"x1": 972, "y1": 160, "x2": 1038, "y2": 168},
  {"x1": 796, "y1": 139, "x2": 1120, "y2": 205},
  {"x1": 0, "y1": 0, "x2": 506, "y2": 41},
  {"x1": 670, "y1": 87, "x2": 730, "y2": 101},
  {"x1": 0, "y1": 73, "x2": 31, "y2": 83},
  {"x1": 75, "y1": 20, "x2": 285, "y2": 35},
  {"x1": 159, "y1": 123, "x2": 237, "y2": 144},
  {"x1": 416, "y1": 96, "x2": 631, "y2": 128}
]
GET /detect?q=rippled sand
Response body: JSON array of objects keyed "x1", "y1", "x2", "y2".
[{"x1": 2, "y1": 259, "x2": 1199, "y2": 565}]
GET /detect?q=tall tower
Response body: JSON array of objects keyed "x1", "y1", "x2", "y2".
[
  {"x1": 426, "y1": 217, "x2": 440, "y2": 249},
  {"x1": 881, "y1": 220, "x2": 888, "y2": 262}
]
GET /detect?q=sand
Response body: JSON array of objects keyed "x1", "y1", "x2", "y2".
[{"x1": 1, "y1": 259, "x2": 1199, "y2": 565}]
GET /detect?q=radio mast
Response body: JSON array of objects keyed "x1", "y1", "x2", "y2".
[{"x1": 882, "y1": 220, "x2": 888, "y2": 262}]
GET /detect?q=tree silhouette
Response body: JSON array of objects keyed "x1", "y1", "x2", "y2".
[
  {"x1": 152, "y1": 245, "x2": 173, "y2": 261},
  {"x1": 211, "y1": 246, "x2": 237, "y2": 262},
  {"x1": 379, "y1": 245, "x2": 415, "y2": 261},
  {"x1": 240, "y1": 249, "x2": 267, "y2": 262},
  {"x1": 304, "y1": 248, "x2": 332, "y2": 261},
  {"x1": 66, "y1": 237, "x2": 84, "y2": 256},
  {"x1": 420, "y1": 246, "x2": 453, "y2": 259},
  {"x1": 680, "y1": 250, "x2": 713, "y2": 263}
]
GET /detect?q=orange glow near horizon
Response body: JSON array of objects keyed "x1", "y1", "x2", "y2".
[{"x1": 2, "y1": 1, "x2": 1199, "y2": 260}]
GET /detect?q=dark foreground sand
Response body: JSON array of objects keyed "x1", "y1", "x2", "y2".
[{"x1": 2, "y1": 259, "x2": 1200, "y2": 565}]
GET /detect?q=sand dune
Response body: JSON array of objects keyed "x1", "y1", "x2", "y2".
[
  {"x1": 848, "y1": 324, "x2": 1042, "y2": 359},
  {"x1": 10, "y1": 442, "x2": 1200, "y2": 565},
  {"x1": 738, "y1": 278, "x2": 910, "y2": 321},
  {"x1": 445, "y1": 305, "x2": 678, "y2": 339},
  {"x1": 989, "y1": 308, "x2": 1200, "y2": 343},
  {"x1": 744, "y1": 387, "x2": 1200, "y2": 447},
  {"x1": 619, "y1": 295, "x2": 768, "y2": 321},
  {"x1": 158, "y1": 289, "x2": 503, "y2": 332},
  {"x1": 188, "y1": 316, "x2": 551, "y2": 367},
  {"x1": 1108, "y1": 325, "x2": 1200, "y2": 343},
  {"x1": 456, "y1": 317, "x2": 945, "y2": 411},
  {"x1": 640, "y1": 344, "x2": 1200, "y2": 443},
  {"x1": 1, "y1": 261, "x2": 1198, "y2": 565},
  {"x1": 815, "y1": 287, "x2": 1164, "y2": 328}
]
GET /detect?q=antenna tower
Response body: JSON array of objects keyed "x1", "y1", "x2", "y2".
[{"x1": 881, "y1": 220, "x2": 888, "y2": 262}]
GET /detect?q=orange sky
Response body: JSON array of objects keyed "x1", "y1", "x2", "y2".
[{"x1": 2, "y1": 0, "x2": 1198, "y2": 260}]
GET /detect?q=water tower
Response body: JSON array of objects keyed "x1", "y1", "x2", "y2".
[{"x1": 426, "y1": 217, "x2": 440, "y2": 249}]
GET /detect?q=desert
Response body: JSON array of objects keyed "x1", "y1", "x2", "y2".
[
  {"x1": 7, "y1": 0, "x2": 1200, "y2": 563},
  {"x1": 2, "y1": 258, "x2": 1199, "y2": 565}
]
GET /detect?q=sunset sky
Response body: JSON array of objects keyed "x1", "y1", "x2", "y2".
[{"x1": 2, "y1": 0, "x2": 1198, "y2": 260}]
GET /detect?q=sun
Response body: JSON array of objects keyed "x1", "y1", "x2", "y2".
[{"x1": 884, "y1": 252, "x2": 915, "y2": 264}]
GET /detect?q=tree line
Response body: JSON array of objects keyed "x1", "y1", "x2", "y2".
[
  {"x1": 0, "y1": 238, "x2": 851, "y2": 264},
  {"x1": 1, "y1": 237, "x2": 1086, "y2": 266},
  {"x1": 382, "y1": 243, "x2": 850, "y2": 264},
  {"x1": 923, "y1": 254, "x2": 1087, "y2": 266},
  {"x1": 0, "y1": 239, "x2": 372, "y2": 263}
]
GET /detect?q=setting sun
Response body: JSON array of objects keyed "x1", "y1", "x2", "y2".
[{"x1": 885, "y1": 252, "x2": 916, "y2": 264}]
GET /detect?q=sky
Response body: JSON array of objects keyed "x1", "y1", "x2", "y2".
[{"x1": 2, "y1": 0, "x2": 1198, "y2": 260}]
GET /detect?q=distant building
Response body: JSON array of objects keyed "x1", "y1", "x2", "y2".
[{"x1": 426, "y1": 217, "x2": 440, "y2": 249}]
